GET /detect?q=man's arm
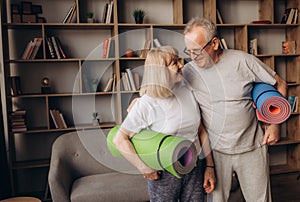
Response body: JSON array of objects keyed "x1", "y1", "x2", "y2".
[
  {"x1": 198, "y1": 122, "x2": 216, "y2": 193},
  {"x1": 263, "y1": 74, "x2": 287, "y2": 145}
]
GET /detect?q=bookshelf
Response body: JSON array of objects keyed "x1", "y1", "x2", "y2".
[{"x1": 1, "y1": 0, "x2": 300, "y2": 200}]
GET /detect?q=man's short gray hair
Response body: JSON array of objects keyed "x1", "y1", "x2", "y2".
[{"x1": 184, "y1": 17, "x2": 218, "y2": 41}]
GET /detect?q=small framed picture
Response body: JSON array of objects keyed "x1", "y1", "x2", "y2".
[
  {"x1": 21, "y1": 1, "x2": 32, "y2": 14},
  {"x1": 31, "y1": 5, "x2": 43, "y2": 14},
  {"x1": 11, "y1": 4, "x2": 20, "y2": 14}
]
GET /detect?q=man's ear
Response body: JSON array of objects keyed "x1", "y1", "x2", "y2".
[{"x1": 213, "y1": 38, "x2": 220, "y2": 50}]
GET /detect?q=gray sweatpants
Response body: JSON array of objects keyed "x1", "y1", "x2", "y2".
[
  {"x1": 147, "y1": 160, "x2": 204, "y2": 202},
  {"x1": 208, "y1": 145, "x2": 271, "y2": 202}
]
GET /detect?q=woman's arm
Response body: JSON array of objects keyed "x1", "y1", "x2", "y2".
[
  {"x1": 198, "y1": 122, "x2": 216, "y2": 193},
  {"x1": 113, "y1": 127, "x2": 160, "y2": 180}
]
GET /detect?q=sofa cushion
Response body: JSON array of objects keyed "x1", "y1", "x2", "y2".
[{"x1": 71, "y1": 172, "x2": 149, "y2": 202}]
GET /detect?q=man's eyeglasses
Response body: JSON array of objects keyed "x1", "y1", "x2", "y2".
[{"x1": 184, "y1": 36, "x2": 215, "y2": 57}]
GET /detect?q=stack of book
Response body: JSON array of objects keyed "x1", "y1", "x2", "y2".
[{"x1": 11, "y1": 110, "x2": 27, "y2": 132}]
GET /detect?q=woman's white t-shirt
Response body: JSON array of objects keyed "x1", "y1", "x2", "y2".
[{"x1": 121, "y1": 85, "x2": 201, "y2": 153}]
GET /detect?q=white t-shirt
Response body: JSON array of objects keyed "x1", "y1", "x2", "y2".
[{"x1": 121, "y1": 85, "x2": 201, "y2": 153}]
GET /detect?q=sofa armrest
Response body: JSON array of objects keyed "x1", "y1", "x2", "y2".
[{"x1": 48, "y1": 156, "x2": 73, "y2": 202}]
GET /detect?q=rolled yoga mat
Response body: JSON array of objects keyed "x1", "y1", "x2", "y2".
[
  {"x1": 107, "y1": 125, "x2": 197, "y2": 178},
  {"x1": 252, "y1": 83, "x2": 291, "y2": 124}
]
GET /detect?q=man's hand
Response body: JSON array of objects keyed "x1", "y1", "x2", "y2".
[
  {"x1": 203, "y1": 167, "x2": 216, "y2": 193},
  {"x1": 262, "y1": 124, "x2": 280, "y2": 145}
]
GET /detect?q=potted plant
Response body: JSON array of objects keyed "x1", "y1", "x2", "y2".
[
  {"x1": 87, "y1": 12, "x2": 94, "y2": 23},
  {"x1": 133, "y1": 9, "x2": 145, "y2": 24}
]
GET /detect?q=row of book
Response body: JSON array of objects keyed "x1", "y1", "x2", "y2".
[
  {"x1": 62, "y1": 2, "x2": 77, "y2": 23},
  {"x1": 46, "y1": 36, "x2": 67, "y2": 59},
  {"x1": 10, "y1": 109, "x2": 27, "y2": 132},
  {"x1": 50, "y1": 109, "x2": 67, "y2": 129},
  {"x1": 281, "y1": 8, "x2": 298, "y2": 24},
  {"x1": 21, "y1": 35, "x2": 67, "y2": 60},
  {"x1": 102, "y1": 1, "x2": 114, "y2": 24},
  {"x1": 288, "y1": 96, "x2": 298, "y2": 113},
  {"x1": 121, "y1": 69, "x2": 140, "y2": 91},
  {"x1": 21, "y1": 37, "x2": 43, "y2": 59},
  {"x1": 9, "y1": 76, "x2": 22, "y2": 96}
]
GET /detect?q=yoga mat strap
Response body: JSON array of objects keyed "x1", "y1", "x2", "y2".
[{"x1": 157, "y1": 134, "x2": 172, "y2": 170}]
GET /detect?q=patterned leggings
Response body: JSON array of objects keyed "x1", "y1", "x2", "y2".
[{"x1": 147, "y1": 160, "x2": 204, "y2": 202}]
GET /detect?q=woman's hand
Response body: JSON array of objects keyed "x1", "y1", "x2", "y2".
[
  {"x1": 143, "y1": 170, "x2": 161, "y2": 181},
  {"x1": 140, "y1": 166, "x2": 161, "y2": 181}
]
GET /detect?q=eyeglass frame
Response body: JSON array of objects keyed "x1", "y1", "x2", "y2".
[{"x1": 183, "y1": 36, "x2": 216, "y2": 57}]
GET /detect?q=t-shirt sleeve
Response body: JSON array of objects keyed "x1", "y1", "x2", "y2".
[
  {"x1": 247, "y1": 54, "x2": 276, "y2": 85},
  {"x1": 120, "y1": 98, "x2": 149, "y2": 137}
]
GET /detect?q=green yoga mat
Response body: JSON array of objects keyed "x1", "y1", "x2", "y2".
[{"x1": 107, "y1": 125, "x2": 197, "y2": 178}]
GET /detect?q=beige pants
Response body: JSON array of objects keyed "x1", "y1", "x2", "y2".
[{"x1": 208, "y1": 145, "x2": 271, "y2": 202}]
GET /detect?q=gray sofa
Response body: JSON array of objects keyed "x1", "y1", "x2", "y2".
[{"x1": 48, "y1": 129, "x2": 149, "y2": 202}]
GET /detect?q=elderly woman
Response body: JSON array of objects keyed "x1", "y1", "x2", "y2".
[{"x1": 113, "y1": 46, "x2": 215, "y2": 201}]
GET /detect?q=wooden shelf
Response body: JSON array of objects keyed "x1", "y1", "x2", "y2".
[
  {"x1": 270, "y1": 164, "x2": 300, "y2": 175},
  {"x1": 12, "y1": 159, "x2": 50, "y2": 170}
]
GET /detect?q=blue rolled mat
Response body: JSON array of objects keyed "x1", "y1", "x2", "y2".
[
  {"x1": 252, "y1": 83, "x2": 291, "y2": 124},
  {"x1": 107, "y1": 126, "x2": 198, "y2": 178}
]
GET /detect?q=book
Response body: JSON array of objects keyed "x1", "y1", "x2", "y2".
[
  {"x1": 286, "y1": 8, "x2": 296, "y2": 24},
  {"x1": 49, "y1": 109, "x2": 58, "y2": 128},
  {"x1": 281, "y1": 8, "x2": 292, "y2": 23},
  {"x1": 126, "y1": 68, "x2": 137, "y2": 91},
  {"x1": 111, "y1": 73, "x2": 116, "y2": 92},
  {"x1": 50, "y1": 109, "x2": 67, "y2": 129},
  {"x1": 220, "y1": 37, "x2": 228, "y2": 49},
  {"x1": 59, "y1": 113, "x2": 68, "y2": 128},
  {"x1": 153, "y1": 38, "x2": 162, "y2": 47},
  {"x1": 67, "y1": 3, "x2": 77, "y2": 23},
  {"x1": 11, "y1": 109, "x2": 27, "y2": 132},
  {"x1": 134, "y1": 73, "x2": 140, "y2": 90},
  {"x1": 293, "y1": 8, "x2": 298, "y2": 24},
  {"x1": 101, "y1": 2, "x2": 109, "y2": 23},
  {"x1": 46, "y1": 36, "x2": 56, "y2": 59},
  {"x1": 21, "y1": 40, "x2": 35, "y2": 59},
  {"x1": 105, "y1": 1, "x2": 113, "y2": 24},
  {"x1": 62, "y1": 3, "x2": 75, "y2": 23},
  {"x1": 288, "y1": 96, "x2": 298, "y2": 112},
  {"x1": 121, "y1": 72, "x2": 130, "y2": 91},
  {"x1": 249, "y1": 38, "x2": 258, "y2": 55},
  {"x1": 51, "y1": 36, "x2": 61, "y2": 59},
  {"x1": 10, "y1": 76, "x2": 22, "y2": 96},
  {"x1": 103, "y1": 76, "x2": 114, "y2": 92},
  {"x1": 282, "y1": 40, "x2": 296, "y2": 54},
  {"x1": 216, "y1": 9, "x2": 224, "y2": 24},
  {"x1": 102, "y1": 38, "x2": 112, "y2": 58},
  {"x1": 55, "y1": 37, "x2": 67, "y2": 59},
  {"x1": 29, "y1": 37, "x2": 43, "y2": 59}
]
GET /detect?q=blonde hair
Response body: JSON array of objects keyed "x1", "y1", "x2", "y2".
[
  {"x1": 184, "y1": 17, "x2": 218, "y2": 41},
  {"x1": 139, "y1": 46, "x2": 178, "y2": 98}
]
